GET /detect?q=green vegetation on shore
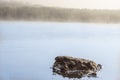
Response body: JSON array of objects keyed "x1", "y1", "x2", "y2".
[{"x1": 0, "y1": 2, "x2": 120, "y2": 23}]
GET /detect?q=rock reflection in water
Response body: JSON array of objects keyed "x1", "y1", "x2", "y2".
[{"x1": 52, "y1": 56, "x2": 102, "y2": 79}]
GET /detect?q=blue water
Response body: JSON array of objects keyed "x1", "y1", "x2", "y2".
[{"x1": 0, "y1": 22, "x2": 120, "y2": 80}]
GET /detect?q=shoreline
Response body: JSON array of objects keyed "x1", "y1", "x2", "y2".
[{"x1": 1, "y1": 20, "x2": 120, "y2": 25}]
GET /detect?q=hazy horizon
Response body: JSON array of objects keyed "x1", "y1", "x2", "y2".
[{"x1": 1, "y1": 0, "x2": 120, "y2": 9}]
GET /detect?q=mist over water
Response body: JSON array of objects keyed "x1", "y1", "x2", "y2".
[{"x1": 0, "y1": 22, "x2": 120, "y2": 80}]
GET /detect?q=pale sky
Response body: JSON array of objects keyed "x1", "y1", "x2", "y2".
[{"x1": 3, "y1": 0, "x2": 120, "y2": 9}]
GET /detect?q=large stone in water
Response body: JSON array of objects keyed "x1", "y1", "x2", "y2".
[{"x1": 52, "y1": 56, "x2": 102, "y2": 79}]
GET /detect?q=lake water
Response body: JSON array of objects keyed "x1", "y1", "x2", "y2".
[{"x1": 0, "y1": 22, "x2": 120, "y2": 80}]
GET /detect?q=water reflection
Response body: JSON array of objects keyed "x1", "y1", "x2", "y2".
[{"x1": 0, "y1": 22, "x2": 120, "y2": 80}]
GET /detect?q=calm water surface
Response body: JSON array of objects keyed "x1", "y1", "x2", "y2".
[{"x1": 0, "y1": 22, "x2": 120, "y2": 80}]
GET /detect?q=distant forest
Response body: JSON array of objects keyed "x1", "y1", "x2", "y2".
[{"x1": 0, "y1": 2, "x2": 120, "y2": 23}]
